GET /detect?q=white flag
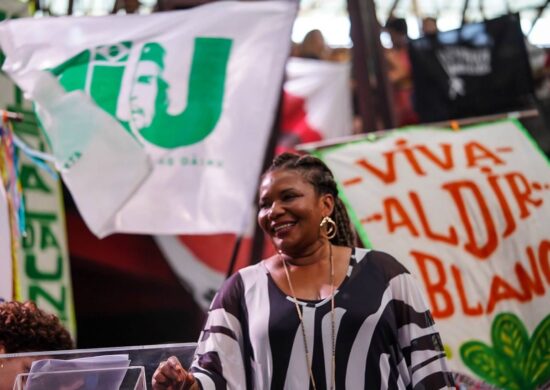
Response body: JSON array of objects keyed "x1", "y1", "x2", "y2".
[
  {"x1": 0, "y1": 1, "x2": 297, "y2": 237},
  {"x1": 278, "y1": 57, "x2": 353, "y2": 152}
]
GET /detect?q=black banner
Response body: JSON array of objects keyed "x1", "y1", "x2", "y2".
[{"x1": 409, "y1": 14, "x2": 534, "y2": 122}]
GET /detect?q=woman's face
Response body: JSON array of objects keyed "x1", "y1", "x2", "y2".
[{"x1": 258, "y1": 169, "x2": 333, "y2": 255}]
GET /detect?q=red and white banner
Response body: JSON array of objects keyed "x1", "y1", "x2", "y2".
[
  {"x1": 278, "y1": 58, "x2": 353, "y2": 154},
  {"x1": 311, "y1": 120, "x2": 550, "y2": 387},
  {"x1": 156, "y1": 235, "x2": 233, "y2": 310},
  {"x1": 156, "y1": 233, "x2": 276, "y2": 310}
]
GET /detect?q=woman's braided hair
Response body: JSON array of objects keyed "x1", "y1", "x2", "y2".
[{"x1": 265, "y1": 152, "x2": 356, "y2": 247}]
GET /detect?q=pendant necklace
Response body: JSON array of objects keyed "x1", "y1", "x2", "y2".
[{"x1": 281, "y1": 243, "x2": 336, "y2": 390}]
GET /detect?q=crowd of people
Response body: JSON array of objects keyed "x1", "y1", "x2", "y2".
[
  {"x1": 291, "y1": 29, "x2": 351, "y2": 63},
  {"x1": 289, "y1": 23, "x2": 424, "y2": 134},
  {"x1": 291, "y1": 16, "x2": 550, "y2": 132}
]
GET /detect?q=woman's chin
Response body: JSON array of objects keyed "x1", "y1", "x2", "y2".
[{"x1": 274, "y1": 241, "x2": 303, "y2": 257}]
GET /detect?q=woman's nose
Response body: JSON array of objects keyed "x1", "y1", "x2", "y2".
[{"x1": 268, "y1": 201, "x2": 284, "y2": 219}]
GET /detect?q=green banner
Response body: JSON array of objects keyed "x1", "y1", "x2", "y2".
[{"x1": 10, "y1": 107, "x2": 76, "y2": 338}]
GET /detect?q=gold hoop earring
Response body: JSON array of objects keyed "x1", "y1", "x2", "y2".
[{"x1": 320, "y1": 216, "x2": 337, "y2": 239}]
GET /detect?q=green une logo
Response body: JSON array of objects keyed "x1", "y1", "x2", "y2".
[{"x1": 51, "y1": 37, "x2": 233, "y2": 149}]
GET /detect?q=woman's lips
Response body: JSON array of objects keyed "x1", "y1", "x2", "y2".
[{"x1": 272, "y1": 222, "x2": 296, "y2": 238}]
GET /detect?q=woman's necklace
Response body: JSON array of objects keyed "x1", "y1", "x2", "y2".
[{"x1": 281, "y1": 243, "x2": 336, "y2": 390}]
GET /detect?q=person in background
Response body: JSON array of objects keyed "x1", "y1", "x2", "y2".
[
  {"x1": 384, "y1": 17, "x2": 419, "y2": 127},
  {"x1": 299, "y1": 29, "x2": 330, "y2": 61},
  {"x1": 152, "y1": 152, "x2": 454, "y2": 389},
  {"x1": 421, "y1": 16, "x2": 438, "y2": 36},
  {"x1": 0, "y1": 300, "x2": 74, "y2": 390}
]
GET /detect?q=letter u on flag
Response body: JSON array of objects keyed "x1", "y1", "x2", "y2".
[{"x1": 0, "y1": 1, "x2": 297, "y2": 237}]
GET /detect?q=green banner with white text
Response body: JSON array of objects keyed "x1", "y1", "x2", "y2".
[{"x1": 11, "y1": 108, "x2": 76, "y2": 338}]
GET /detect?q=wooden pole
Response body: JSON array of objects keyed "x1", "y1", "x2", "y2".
[{"x1": 347, "y1": 0, "x2": 396, "y2": 132}]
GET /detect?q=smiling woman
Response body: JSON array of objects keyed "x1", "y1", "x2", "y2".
[{"x1": 152, "y1": 152, "x2": 455, "y2": 390}]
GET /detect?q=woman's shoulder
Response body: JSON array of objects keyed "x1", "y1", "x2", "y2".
[
  {"x1": 221, "y1": 261, "x2": 266, "y2": 287},
  {"x1": 354, "y1": 248, "x2": 410, "y2": 280},
  {"x1": 237, "y1": 259, "x2": 270, "y2": 279},
  {"x1": 210, "y1": 262, "x2": 267, "y2": 312}
]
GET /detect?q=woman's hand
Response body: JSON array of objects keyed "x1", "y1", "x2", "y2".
[{"x1": 152, "y1": 356, "x2": 198, "y2": 390}]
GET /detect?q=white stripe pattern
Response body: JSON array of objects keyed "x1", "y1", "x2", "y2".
[
  {"x1": 412, "y1": 357, "x2": 449, "y2": 385},
  {"x1": 190, "y1": 249, "x2": 454, "y2": 389},
  {"x1": 380, "y1": 353, "x2": 391, "y2": 390},
  {"x1": 240, "y1": 265, "x2": 273, "y2": 390},
  {"x1": 346, "y1": 283, "x2": 393, "y2": 388}
]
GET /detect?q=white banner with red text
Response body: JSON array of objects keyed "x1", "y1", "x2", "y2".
[{"x1": 310, "y1": 119, "x2": 550, "y2": 388}]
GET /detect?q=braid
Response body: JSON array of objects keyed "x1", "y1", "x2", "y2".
[
  {"x1": 332, "y1": 197, "x2": 356, "y2": 247},
  {"x1": 266, "y1": 152, "x2": 356, "y2": 247}
]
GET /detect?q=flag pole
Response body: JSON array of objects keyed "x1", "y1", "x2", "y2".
[{"x1": 225, "y1": 234, "x2": 243, "y2": 279}]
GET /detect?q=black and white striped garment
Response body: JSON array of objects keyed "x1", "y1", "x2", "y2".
[{"x1": 190, "y1": 248, "x2": 455, "y2": 389}]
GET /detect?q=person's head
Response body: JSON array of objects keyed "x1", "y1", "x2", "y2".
[
  {"x1": 130, "y1": 42, "x2": 168, "y2": 130},
  {"x1": 301, "y1": 29, "x2": 328, "y2": 60},
  {"x1": 385, "y1": 17, "x2": 408, "y2": 48},
  {"x1": 0, "y1": 301, "x2": 73, "y2": 390},
  {"x1": 257, "y1": 152, "x2": 355, "y2": 256},
  {"x1": 0, "y1": 300, "x2": 73, "y2": 354},
  {"x1": 422, "y1": 17, "x2": 438, "y2": 36}
]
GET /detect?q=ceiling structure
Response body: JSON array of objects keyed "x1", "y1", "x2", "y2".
[
  {"x1": 294, "y1": 0, "x2": 549, "y2": 46},
  {"x1": 15, "y1": 0, "x2": 550, "y2": 46}
]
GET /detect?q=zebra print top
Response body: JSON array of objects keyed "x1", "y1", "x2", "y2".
[{"x1": 190, "y1": 248, "x2": 455, "y2": 389}]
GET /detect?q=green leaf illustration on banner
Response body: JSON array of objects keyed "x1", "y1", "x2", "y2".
[
  {"x1": 493, "y1": 313, "x2": 529, "y2": 376},
  {"x1": 461, "y1": 313, "x2": 550, "y2": 390},
  {"x1": 525, "y1": 314, "x2": 550, "y2": 387}
]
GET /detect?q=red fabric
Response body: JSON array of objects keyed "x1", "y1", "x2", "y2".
[
  {"x1": 177, "y1": 234, "x2": 276, "y2": 274},
  {"x1": 276, "y1": 91, "x2": 322, "y2": 155},
  {"x1": 67, "y1": 212, "x2": 176, "y2": 282},
  {"x1": 66, "y1": 210, "x2": 193, "y2": 316}
]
